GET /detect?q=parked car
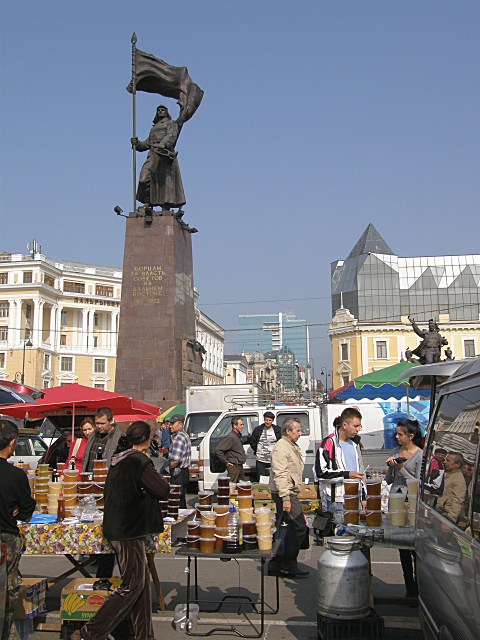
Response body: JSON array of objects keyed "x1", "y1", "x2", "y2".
[{"x1": 7, "y1": 425, "x2": 48, "y2": 470}]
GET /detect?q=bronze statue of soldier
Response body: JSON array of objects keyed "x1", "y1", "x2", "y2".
[
  {"x1": 131, "y1": 105, "x2": 185, "y2": 211},
  {"x1": 408, "y1": 316, "x2": 448, "y2": 364}
]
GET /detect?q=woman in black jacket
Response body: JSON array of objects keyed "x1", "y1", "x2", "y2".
[{"x1": 73, "y1": 421, "x2": 169, "y2": 640}]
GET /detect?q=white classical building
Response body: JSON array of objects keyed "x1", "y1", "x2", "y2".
[
  {"x1": 194, "y1": 290, "x2": 225, "y2": 384},
  {"x1": 0, "y1": 247, "x2": 224, "y2": 390}
]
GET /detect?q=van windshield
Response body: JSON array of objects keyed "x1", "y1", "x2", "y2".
[{"x1": 185, "y1": 412, "x2": 222, "y2": 440}]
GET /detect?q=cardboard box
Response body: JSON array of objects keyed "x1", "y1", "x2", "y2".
[
  {"x1": 61, "y1": 578, "x2": 121, "y2": 621},
  {"x1": 254, "y1": 499, "x2": 276, "y2": 514},
  {"x1": 301, "y1": 500, "x2": 320, "y2": 514},
  {"x1": 252, "y1": 484, "x2": 271, "y2": 500},
  {"x1": 297, "y1": 484, "x2": 317, "y2": 500},
  {"x1": 14, "y1": 578, "x2": 48, "y2": 619}
]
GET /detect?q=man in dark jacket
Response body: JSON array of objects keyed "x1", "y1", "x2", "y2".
[
  {"x1": 0, "y1": 421, "x2": 36, "y2": 640},
  {"x1": 76, "y1": 421, "x2": 169, "y2": 640},
  {"x1": 82, "y1": 406, "x2": 122, "y2": 578},
  {"x1": 214, "y1": 417, "x2": 248, "y2": 482},
  {"x1": 248, "y1": 411, "x2": 281, "y2": 479}
]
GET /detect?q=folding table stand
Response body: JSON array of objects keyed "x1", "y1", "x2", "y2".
[{"x1": 176, "y1": 548, "x2": 280, "y2": 638}]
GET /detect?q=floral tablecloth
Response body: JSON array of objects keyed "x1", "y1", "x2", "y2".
[{"x1": 19, "y1": 523, "x2": 172, "y2": 555}]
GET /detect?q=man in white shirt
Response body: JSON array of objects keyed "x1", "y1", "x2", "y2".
[{"x1": 248, "y1": 412, "x2": 281, "y2": 479}]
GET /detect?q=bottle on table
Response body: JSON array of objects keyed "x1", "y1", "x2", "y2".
[
  {"x1": 51, "y1": 469, "x2": 60, "y2": 482},
  {"x1": 69, "y1": 456, "x2": 76, "y2": 471},
  {"x1": 96, "y1": 446, "x2": 103, "y2": 460},
  {"x1": 223, "y1": 505, "x2": 242, "y2": 554},
  {"x1": 57, "y1": 494, "x2": 66, "y2": 522}
]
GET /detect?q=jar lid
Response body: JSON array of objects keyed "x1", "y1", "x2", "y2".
[{"x1": 325, "y1": 536, "x2": 362, "y2": 552}]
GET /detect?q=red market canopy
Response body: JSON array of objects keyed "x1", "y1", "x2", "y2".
[{"x1": 0, "y1": 383, "x2": 161, "y2": 422}]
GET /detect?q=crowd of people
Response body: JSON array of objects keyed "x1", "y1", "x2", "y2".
[
  {"x1": 0, "y1": 409, "x2": 191, "y2": 640},
  {"x1": 2, "y1": 402, "x2": 476, "y2": 639}
]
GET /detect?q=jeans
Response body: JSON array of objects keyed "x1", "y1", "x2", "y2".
[{"x1": 325, "y1": 500, "x2": 344, "y2": 525}]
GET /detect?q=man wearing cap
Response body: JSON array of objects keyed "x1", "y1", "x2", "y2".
[
  {"x1": 168, "y1": 415, "x2": 191, "y2": 508},
  {"x1": 248, "y1": 412, "x2": 281, "y2": 479}
]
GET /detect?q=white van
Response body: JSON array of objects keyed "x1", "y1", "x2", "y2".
[
  {"x1": 198, "y1": 404, "x2": 332, "y2": 491},
  {"x1": 197, "y1": 399, "x2": 422, "y2": 491},
  {"x1": 185, "y1": 384, "x2": 264, "y2": 482},
  {"x1": 407, "y1": 358, "x2": 480, "y2": 640}
]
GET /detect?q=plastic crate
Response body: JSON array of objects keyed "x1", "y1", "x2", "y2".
[{"x1": 317, "y1": 608, "x2": 384, "y2": 640}]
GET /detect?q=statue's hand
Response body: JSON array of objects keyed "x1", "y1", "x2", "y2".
[
  {"x1": 131, "y1": 137, "x2": 138, "y2": 148},
  {"x1": 408, "y1": 315, "x2": 414, "y2": 322}
]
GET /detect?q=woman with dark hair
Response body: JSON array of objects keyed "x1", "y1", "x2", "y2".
[
  {"x1": 386, "y1": 418, "x2": 423, "y2": 597},
  {"x1": 65, "y1": 418, "x2": 95, "y2": 472},
  {"x1": 72, "y1": 421, "x2": 169, "y2": 640}
]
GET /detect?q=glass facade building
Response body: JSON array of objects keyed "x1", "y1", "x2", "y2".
[
  {"x1": 238, "y1": 312, "x2": 308, "y2": 366},
  {"x1": 331, "y1": 224, "x2": 480, "y2": 323}
]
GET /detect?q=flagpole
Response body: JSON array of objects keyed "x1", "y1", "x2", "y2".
[{"x1": 131, "y1": 32, "x2": 137, "y2": 213}]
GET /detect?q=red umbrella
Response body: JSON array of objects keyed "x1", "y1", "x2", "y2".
[{"x1": 0, "y1": 383, "x2": 161, "y2": 422}]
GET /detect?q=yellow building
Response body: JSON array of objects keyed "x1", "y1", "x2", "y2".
[
  {"x1": 329, "y1": 225, "x2": 480, "y2": 389},
  {"x1": 0, "y1": 248, "x2": 224, "y2": 391}
]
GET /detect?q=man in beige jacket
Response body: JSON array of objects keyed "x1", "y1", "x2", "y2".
[
  {"x1": 269, "y1": 418, "x2": 309, "y2": 578},
  {"x1": 436, "y1": 452, "x2": 467, "y2": 524}
]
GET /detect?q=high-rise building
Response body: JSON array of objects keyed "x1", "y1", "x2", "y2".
[
  {"x1": 329, "y1": 224, "x2": 480, "y2": 388},
  {"x1": 238, "y1": 312, "x2": 309, "y2": 367}
]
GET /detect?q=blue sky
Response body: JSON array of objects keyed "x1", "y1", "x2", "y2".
[{"x1": 1, "y1": 1, "x2": 479, "y2": 372}]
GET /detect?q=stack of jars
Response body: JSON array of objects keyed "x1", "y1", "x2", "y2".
[
  {"x1": 47, "y1": 479, "x2": 64, "y2": 515},
  {"x1": 343, "y1": 480, "x2": 361, "y2": 524},
  {"x1": 343, "y1": 478, "x2": 382, "y2": 527},
  {"x1": 365, "y1": 479, "x2": 382, "y2": 526},
  {"x1": 167, "y1": 483, "x2": 181, "y2": 519},
  {"x1": 216, "y1": 476, "x2": 231, "y2": 505},
  {"x1": 389, "y1": 479, "x2": 419, "y2": 527},
  {"x1": 34, "y1": 464, "x2": 51, "y2": 511},
  {"x1": 90, "y1": 460, "x2": 107, "y2": 508},
  {"x1": 62, "y1": 467, "x2": 79, "y2": 516},
  {"x1": 252, "y1": 506, "x2": 274, "y2": 551},
  {"x1": 186, "y1": 482, "x2": 275, "y2": 554}
]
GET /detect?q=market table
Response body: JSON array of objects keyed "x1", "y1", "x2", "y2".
[
  {"x1": 175, "y1": 547, "x2": 280, "y2": 638},
  {"x1": 19, "y1": 511, "x2": 194, "y2": 610}
]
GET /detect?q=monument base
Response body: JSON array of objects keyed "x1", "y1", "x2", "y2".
[{"x1": 115, "y1": 213, "x2": 203, "y2": 408}]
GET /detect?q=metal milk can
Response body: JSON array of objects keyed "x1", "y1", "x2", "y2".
[{"x1": 317, "y1": 536, "x2": 370, "y2": 620}]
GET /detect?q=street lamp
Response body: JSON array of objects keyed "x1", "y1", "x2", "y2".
[
  {"x1": 21, "y1": 337, "x2": 33, "y2": 384},
  {"x1": 320, "y1": 367, "x2": 327, "y2": 392}
]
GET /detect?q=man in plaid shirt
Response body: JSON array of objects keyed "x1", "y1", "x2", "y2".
[{"x1": 168, "y1": 414, "x2": 191, "y2": 508}]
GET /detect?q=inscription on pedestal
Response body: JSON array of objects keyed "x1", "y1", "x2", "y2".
[
  {"x1": 132, "y1": 265, "x2": 165, "y2": 306},
  {"x1": 115, "y1": 215, "x2": 203, "y2": 407}
]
